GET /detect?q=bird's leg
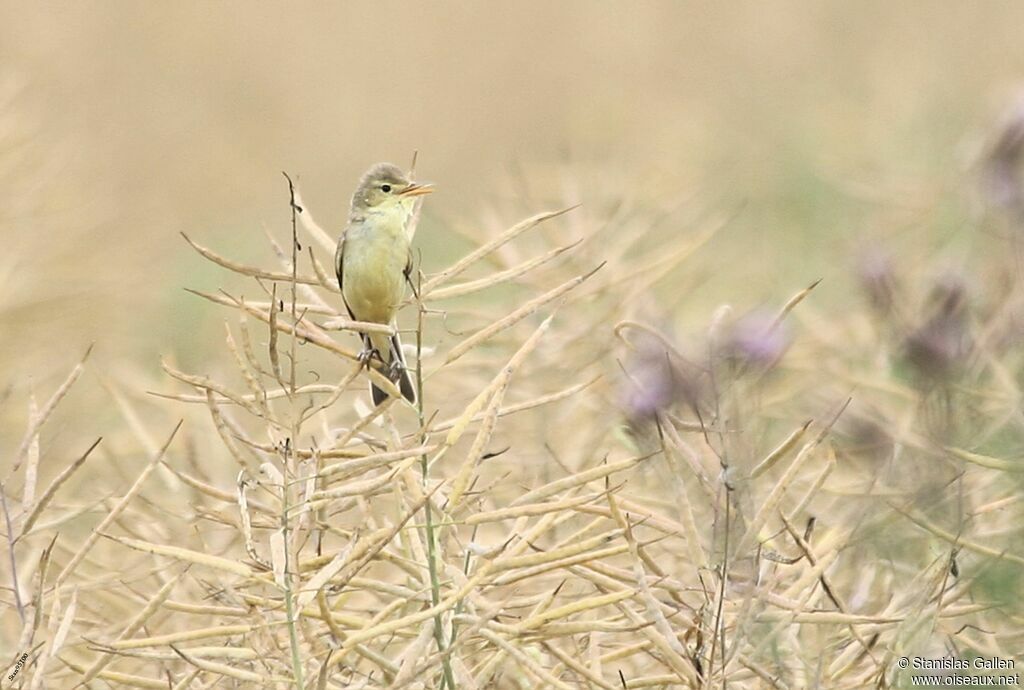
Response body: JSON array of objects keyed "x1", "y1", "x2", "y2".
[
  {"x1": 356, "y1": 345, "x2": 387, "y2": 370},
  {"x1": 385, "y1": 358, "x2": 404, "y2": 381}
]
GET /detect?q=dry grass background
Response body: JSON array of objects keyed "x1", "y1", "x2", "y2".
[{"x1": 2, "y1": 3, "x2": 1024, "y2": 688}]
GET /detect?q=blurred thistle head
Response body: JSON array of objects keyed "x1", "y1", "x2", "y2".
[
  {"x1": 720, "y1": 310, "x2": 790, "y2": 370},
  {"x1": 857, "y1": 248, "x2": 898, "y2": 313},
  {"x1": 832, "y1": 400, "x2": 894, "y2": 464},
  {"x1": 349, "y1": 162, "x2": 433, "y2": 217},
  {"x1": 980, "y1": 93, "x2": 1024, "y2": 219},
  {"x1": 619, "y1": 330, "x2": 703, "y2": 427},
  {"x1": 903, "y1": 272, "x2": 971, "y2": 381},
  {"x1": 924, "y1": 270, "x2": 968, "y2": 318}
]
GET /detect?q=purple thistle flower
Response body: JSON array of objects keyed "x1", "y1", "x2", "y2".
[
  {"x1": 722, "y1": 310, "x2": 790, "y2": 369},
  {"x1": 619, "y1": 332, "x2": 703, "y2": 425},
  {"x1": 857, "y1": 249, "x2": 898, "y2": 313}
]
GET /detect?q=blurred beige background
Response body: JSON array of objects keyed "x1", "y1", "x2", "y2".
[{"x1": 2, "y1": 1, "x2": 1023, "y2": 382}]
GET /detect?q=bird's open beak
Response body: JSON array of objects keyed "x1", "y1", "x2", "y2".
[{"x1": 400, "y1": 183, "x2": 434, "y2": 197}]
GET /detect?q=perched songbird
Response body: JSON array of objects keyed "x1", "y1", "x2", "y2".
[{"x1": 335, "y1": 163, "x2": 433, "y2": 405}]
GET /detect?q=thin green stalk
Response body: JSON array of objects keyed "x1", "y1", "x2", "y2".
[
  {"x1": 281, "y1": 441, "x2": 304, "y2": 688},
  {"x1": 415, "y1": 271, "x2": 456, "y2": 690},
  {"x1": 447, "y1": 523, "x2": 478, "y2": 650}
]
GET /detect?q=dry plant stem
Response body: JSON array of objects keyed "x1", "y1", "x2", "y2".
[
  {"x1": 180, "y1": 232, "x2": 332, "y2": 291},
  {"x1": 448, "y1": 312, "x2": 558, "y2": 510},
  {"x1": 439, "y1": 262, "x2": 603, "y2": 367},
  {"x1": 8, "y1": 344, "x2": 92, "y2": 477},
  {"x1": 282, "y1": 171, "x2": 306, "y2": 688},
  {"x1": 705, "y1": 489, "x2": 730, "y2": 689},
  {"x1": 23, "y1": 391, "x2": 39, "y2": 510},
  {"x1": 778, "y1": 512, "x2": 878, "y2": 664},
  {"x1": 155, "y1": 382, "x2": 337, "y2": 405},
  {"x1": 79, "y1": 569, "x2": 186, "y2": 684},
  {"x1": 415, "y1": 273, "x2": 457, "y2": 690},
  {"x1": 419, "y1": 207, "x2": 576, "y2": 296},
  {"x1": 225, "y1": 322, "x2": 269, "y2": 414},
  {"x1": 771, "y1": 278, "x2": 822, "y2": 331},
  {"x1": 427, "y1": 238, "x2": 584, "y2": 301},
  {"x1": 1, "y1": 483, "x2": 24, "y2": 622},
  {"x1": 431, "y1": 377, "x2": 599, "y2": 433},
  {"x1": 19, "y1": 437, "x2": 102, "y2": 538},
  {"x1": 185, "y1": 288, "x2": 403, "y2": 399},
  {"x1": 56, "y1": 421, "x2": 181, "y2": 588}
]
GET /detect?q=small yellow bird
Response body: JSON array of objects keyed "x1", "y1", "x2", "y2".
[{"x1": 335, "y1": 163, "x2": 433, "y2": 405}]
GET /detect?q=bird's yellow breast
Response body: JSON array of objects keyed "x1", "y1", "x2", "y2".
[{"x1": 341, "y1": 215, "x2": 409, "y2": 325}]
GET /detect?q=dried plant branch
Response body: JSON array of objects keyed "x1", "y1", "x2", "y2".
[{"x1": 9, "y1": 345, "x2": 92, "y2": 476}]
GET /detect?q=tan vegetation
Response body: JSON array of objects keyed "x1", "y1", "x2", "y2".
[
  {"x1": 2, "y1": 6, "x2": 1024, "y2": 688},
  {"x1": 4, "y1": 143, "x2": 1024, "y2": 687}
]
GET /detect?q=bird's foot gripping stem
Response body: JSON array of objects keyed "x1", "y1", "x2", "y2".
[
  {"x1": 357, "y1": 347, "x2": 386, "y2": 369},
  {"x1": 357, "y1": 348, "x2": 374, "y2": 366},
  {"x1": 386, "y1": 359, "x2": 405, "y2": 382}
]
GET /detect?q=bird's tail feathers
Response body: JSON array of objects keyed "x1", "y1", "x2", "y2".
[{"x1": 368, "y1": 333, "x2": 416, "y2": 406}]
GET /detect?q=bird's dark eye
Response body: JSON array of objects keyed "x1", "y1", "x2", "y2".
[{"x1": 380, "y1": 184, "x2": 392, "y2": 193}]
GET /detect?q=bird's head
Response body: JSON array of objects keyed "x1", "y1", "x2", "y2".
[{"x1": 350, "y1": 162, "x2": 433, "y2": 217}]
